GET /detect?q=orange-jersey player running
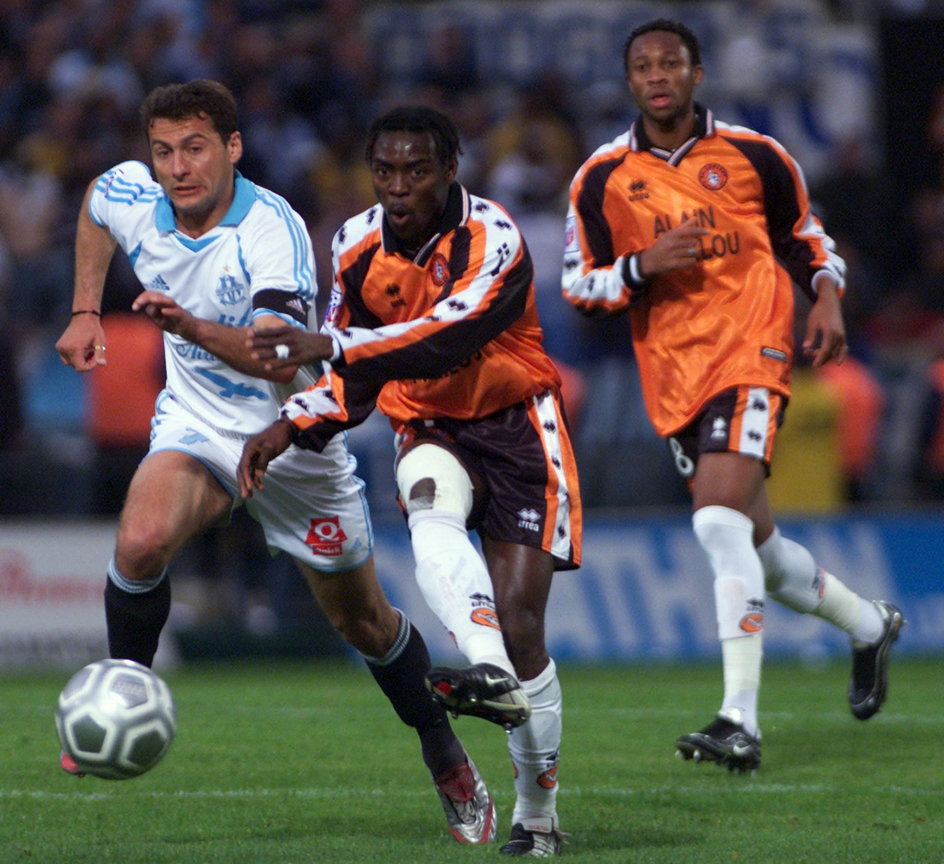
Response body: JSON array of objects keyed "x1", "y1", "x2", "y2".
[
  {"x1": 563, "y1": 18, "x2": 903, "y2": 772},
  {"x1": 239, "y1": 105, "x2": 581, "y2": 856}
]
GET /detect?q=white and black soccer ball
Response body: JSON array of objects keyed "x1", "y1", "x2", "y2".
[{"x1": 55, "y1": 659, "x2": 177, "y2": 780}]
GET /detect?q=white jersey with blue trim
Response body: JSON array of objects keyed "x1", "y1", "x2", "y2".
[{"x1": 90, "y1": 160, "x2": 316, "y2": 436}]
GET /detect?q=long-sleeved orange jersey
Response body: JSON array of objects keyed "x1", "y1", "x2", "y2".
[
  {"x1": 562, "y1": 106, "x2": 845, "y2": 437},
  {"x1": 284, "y1": 183, "x2": 561, "y2": 447}
]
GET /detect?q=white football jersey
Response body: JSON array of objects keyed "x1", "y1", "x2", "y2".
[{"x1": 90, "y1": 160, "x2": 316, "y2": 436}]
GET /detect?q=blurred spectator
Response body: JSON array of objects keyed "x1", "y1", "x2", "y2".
[
  {"x1": 85, "y1": 312, "x2": 164, "y2": 514},
  {"x1": 811, "y1": 136, "x2": 908, "y2": 340},
  {"x1": 0, "y1": 0, "x2": 937, "y2": 515},
  {"x1": 0, "y1": 239, "x2": 23, "y2": 452}
]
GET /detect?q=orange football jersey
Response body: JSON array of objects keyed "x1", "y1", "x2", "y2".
[
  {"x1": 285, "y1": 184, "x2": 561, "y2": 447},
  {"x1": 563, "y1": 107, "x2": 845, "y2": 436}
]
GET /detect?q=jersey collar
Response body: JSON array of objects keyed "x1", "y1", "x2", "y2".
[
  {"x1": 154, "y1": 171, "x2": 257, "y2": 232},
  {"x1": 380, "y1": 182, "x2": 470, "y2": 266},
  {"x1": 629, "y1": 103, "x2": 714, "y2": 166}
]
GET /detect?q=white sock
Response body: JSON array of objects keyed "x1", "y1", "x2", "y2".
[
  {"x1": 693, "y1": 506, "x2": 764, "y2": 736},
  {"x1": 693, "y1": 506, "x2": 765, "y2": 641},
  {"x1": 508, "y1": 659, "x2": 561, "y2": 826},
  {"x1": 757, "y1": 528, "x2": 884, "y2": 643},
  {"x1": 720, "y1": 636, "x2": 762, "y2": 737},
  {"x1": 408, "y1": 509, "x2": 514, "y2": 674}
]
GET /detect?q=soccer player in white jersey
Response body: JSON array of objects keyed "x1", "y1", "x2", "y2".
[{"x1": 53, "y1": 79, "x2": 495, "y2": 844}]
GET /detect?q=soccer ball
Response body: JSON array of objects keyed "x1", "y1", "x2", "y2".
[{"x1": 55, "y1": 659, "x2": 177, "y2": 780}]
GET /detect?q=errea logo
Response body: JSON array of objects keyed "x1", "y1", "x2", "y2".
[
  {"x1": 627, "y1": 178, "x2": 649, "y2": 201},
  {"x1": 517, "y1": 508, "x2": 541, "y2": 532}
]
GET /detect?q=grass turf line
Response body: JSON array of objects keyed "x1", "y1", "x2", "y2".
[{"x1": 1, "y1": 658, "x2": 941, "y2": 864}]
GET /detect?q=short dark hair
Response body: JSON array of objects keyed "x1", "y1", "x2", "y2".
[
  {"x1": 364, "y1": 105, "x2": 462, "y2": 167},
  {"x1": 140, "y1": 79, "x2": 239, "y2": 142},
  {"x1": 623, "y1": 18, "x2": 702, "y2": 75}
]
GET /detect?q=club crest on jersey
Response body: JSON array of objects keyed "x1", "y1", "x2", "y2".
[
  {"x1": 215, "y1": 274, "x2": 246, "y2": 306},
  {"x1": 306, "y1": 516, "x2": 347, "y2": 556},
  {"x1": 429, "y1": 252, "x2": 450, "y2": 286},
  {"x1": 698, "y1": 163, "x2": 729, "y2": 190}
]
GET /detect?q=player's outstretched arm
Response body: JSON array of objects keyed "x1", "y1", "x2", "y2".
[
  {"x1": 132, "y1": 294, "x2": 303, "y2": 383},
  {"x1": 237, "y1": 418, "x2": 294, "y2": 498},
  {"x1": 247, "y1": 324, "x2": 335, "y2": 370}
]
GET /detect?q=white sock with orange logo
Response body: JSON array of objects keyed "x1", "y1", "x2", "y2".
[
  {"x1": 508, "y1": 659, "x2": 562, "y2": 827},
  {"x1": 408, "y1": 509, "x2": 515, "y2": 675},
  {"x1": 693, "y1": 506, "x2": 764, "y2": 737},
  {"x1": 693, "y1": 506, "x2": 766, "y2": 641}
]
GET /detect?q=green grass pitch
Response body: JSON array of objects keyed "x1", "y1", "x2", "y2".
[{"x1": 2, "y1": 658, "x2": 941, "y2": 864}]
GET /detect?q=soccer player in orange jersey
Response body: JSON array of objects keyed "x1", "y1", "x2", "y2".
[
  {"x1": 563, "y1": 19, "x2": 903, "y2": 772},
  {"x1": 238, "y1": 106, "x2": 582, "y2": 854}
]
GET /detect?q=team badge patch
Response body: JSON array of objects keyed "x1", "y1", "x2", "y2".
[
  {"x1": 698, "y1": 163, "x2": 729, "y2": 190},
  {"x1": 564, "y1": 215, "x2": 578, "y2": 253},
  {"x1": 306, "y1": 516, "x2": 347, "y2": 556},
  {"x1": 430, "y1": 252, "x2": 450, "y2": 286}
]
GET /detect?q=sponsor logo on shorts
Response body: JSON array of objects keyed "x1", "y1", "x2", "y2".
[
  {"x1": 517, "y1": 508, "x2": 541, "y2": 532},
  {"x1": 305, "y1": 516, "x2": 347, "y2": 556},
  {"x1": 711, "y1": 417, "x2": 728, "y2": 440}
]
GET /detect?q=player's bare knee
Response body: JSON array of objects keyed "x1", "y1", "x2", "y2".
[
  {"x1": 407, "y1": 476, "x2": 437, "y2": 511},
  {"x1": 115, "y1": 528, "x2": 172, "y2": 581}
]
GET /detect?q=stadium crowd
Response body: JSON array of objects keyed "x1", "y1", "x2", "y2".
[{"x1": 2, "y1": 0, "x2": 943, "y2": 526}]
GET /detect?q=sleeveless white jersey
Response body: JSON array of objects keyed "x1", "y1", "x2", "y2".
[{"x1": 90, "y1": 160, "x2": 316, "y2": 436}]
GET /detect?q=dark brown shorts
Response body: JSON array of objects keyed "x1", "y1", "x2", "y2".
[
  {"x1": 395, "y1": 391, "x2": 582, "y2": 570},
  {"x1": 667, "y1": 385, "x2": 786, "y2": 480}
]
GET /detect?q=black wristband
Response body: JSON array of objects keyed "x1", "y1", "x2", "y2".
[
  {"x1": 621, "y1": 253, "x2": 649, "y2": 287},
  {"x1": 71, "y1": 309, "x2": 102, "y2": 317}
]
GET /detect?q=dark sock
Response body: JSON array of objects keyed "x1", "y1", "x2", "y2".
[
  {"x1": 104, "y1": 576, "x2": 171, "y2": 667},
  {"x1": 365, "y1": 616, "x2": 466, "y2": 777}
]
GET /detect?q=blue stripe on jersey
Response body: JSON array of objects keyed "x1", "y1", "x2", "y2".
[
  {"x1": 255, "y1": 188, "x2": 314, "y2": 303},
  {"x1": 174, "y1": 234, "x2": 219, "y2": 253},
  {"x1": 236, "y1": 237, "x2": 251, "y2": 284},
  {"x1": 97, "y1": 172, "x2": 161, "y2": 206}
]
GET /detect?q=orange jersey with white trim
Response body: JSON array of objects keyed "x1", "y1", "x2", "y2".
[
  {"x1": 562, "y1": 107, "x2": 845, "y2": 437},
  {"x1": 283, "y1": 184, "x2": 561, "y2": 448}
]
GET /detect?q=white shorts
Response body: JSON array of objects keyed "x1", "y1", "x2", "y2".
[{"x1": 149, "y1": 392, "x2": 372, "y2": 572}]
